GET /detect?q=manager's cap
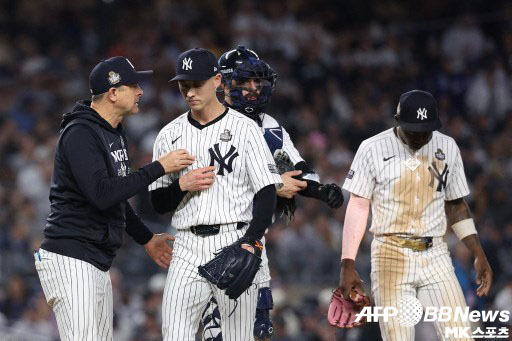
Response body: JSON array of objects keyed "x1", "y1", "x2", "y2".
[
  {"x1": 89, "y1": 56, "x2": 152, "y2": 95},
  {"x1": 396, "y1": 90, "x2": 441, "y2": 132},
  {"x1": 170, "y1": 48, "x2": 219, "y2": 81}
]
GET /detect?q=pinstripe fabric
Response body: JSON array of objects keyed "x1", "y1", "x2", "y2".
[
  {"x1": 343, "y1": 128, "x2": 469, "y2": 237},
  {"x1": 281, "y1": 125, "x2": 303, "y2": 166},
  {"x1": 344, "y1": 128, "x2": 472, "y2": 340},
  {"x1": 371, "y1": 237, "x2": 471, "y2": 341},
  {"x1": 162, "y1": 225, "x2": 258, "y2": 341},
  {"x1": 153, "y1": 108, "x2": 281, "y2": 340},
  {"x1": 35, "y1": 248, "x2": 113, "y2": 341},
  {"x1": 199, "y1": 113, "x2": 309, "y2": 340},
  {"x1": 149, "y1": 108, "x2": 282, "y2": 230}
]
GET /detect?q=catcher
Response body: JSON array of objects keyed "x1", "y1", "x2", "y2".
[{"x1": 200, "y1": 46, "x2": 345, "y2": 341}]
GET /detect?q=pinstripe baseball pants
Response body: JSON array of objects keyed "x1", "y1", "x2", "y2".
[
  {"x1": 162, "y1": 224, "x2": 258, "y2": 341},
  {"x1": 371, "y1": 236, "x2": 471, "y2": 341},
  {"x1": 34, "y1": 248, "x2": 113, "y2": 341}
]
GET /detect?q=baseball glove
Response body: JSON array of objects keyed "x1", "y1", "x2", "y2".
[
  {"x1": 273, "y1": 149, "x2": 297, "y2": 223},
  {"x1": 198, "y1": 237, "x2": 263, "y2": 300},
  {"x1": 328, "y1": 287, "x2": 371, "y2": 328},
  {"x1": 318, "y1": 183, "x2": 344, "y2": 208}
]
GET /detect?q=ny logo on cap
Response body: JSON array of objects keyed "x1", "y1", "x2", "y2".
[
  {"x1": 182, "y1": 57, "x2": 193, "y2": 70},
  {"x1": 417, "y1": 108, "x2": 427, "y2": 120}
]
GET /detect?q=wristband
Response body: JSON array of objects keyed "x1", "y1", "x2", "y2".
[{"x1": 451, "y1": 218, "x2": 477, "y2": 240}]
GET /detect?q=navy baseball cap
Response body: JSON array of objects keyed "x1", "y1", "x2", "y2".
[
  {"x1": 89, "y1": 56, "x2": 153, "y2": 95},
  {"x1": 170, "y1": 48, "x2": 220, "y2": 81},
  {"x1": 396, "y1": 90, "x2": 441, "y2": 132}
]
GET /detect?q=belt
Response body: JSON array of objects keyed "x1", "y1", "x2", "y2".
[
  {"x1": 190, "y1": 222, "x2": 247, "y2": 237},
  {"x1": 386, "y1": 235, "x2": 433, "y2": 251}
]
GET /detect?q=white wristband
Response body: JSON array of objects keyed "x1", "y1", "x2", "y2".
[{"x1": 451, "y1": 218, "x2": 477, "y2": 241}]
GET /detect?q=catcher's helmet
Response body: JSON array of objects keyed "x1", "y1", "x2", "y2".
[{"x1": 218, "y1": 46, "x2": 277, "y2": 117}]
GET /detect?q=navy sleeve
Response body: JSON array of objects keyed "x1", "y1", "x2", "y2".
[
  {"x1": 150, "y1": 179, "x2": 188, "y2": 214},
  {"x1": 243, "y1": 184, "x2": 277, "y2": 240},
  {"x1": 62, "y1": 126, "x2": 165, "y2": 210},
  {"x1": 125, "y1": 202, "x2": 153, "y2": 245}
]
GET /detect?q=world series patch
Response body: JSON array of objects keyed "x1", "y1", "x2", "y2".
[{"x1": 435, "y1": 148, "x2": 445, "y2": 160}]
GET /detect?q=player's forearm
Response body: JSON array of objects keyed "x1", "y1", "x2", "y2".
[
  {"x1": 298, "y1": 179, "x2": 321, "y2": 198},
  {"x1": 445, "y1": 198, "x2": 471, "y2": 225},
  {"x1": 150, "y1": 179, "x2": 187, "y2": 214},
  {"x1": 125, "y1": 202, "x2": 154, "y2": 245},
  {"x1": 445, "y1": 197, "x2": 480, "y2": 242},
  {"x1": 341, "y1": 194, "x2": 370, "y2": 261},
  {"x1": 92, "y1": 163, "x2": 165, "y2": 209},
  {"x1": 461, "y1": 234, "x2": 486, "y2": 259},
  {"x1": 244, "y1": 185, "x2": 277, "y2": 240}
]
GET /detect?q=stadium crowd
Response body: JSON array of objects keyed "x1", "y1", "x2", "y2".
[{"x1": 0, "y1": 1, "x2": 511, "y2": 340}]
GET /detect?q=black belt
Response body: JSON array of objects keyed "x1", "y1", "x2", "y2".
[{"x1": 190, "y1": 222, "x2": 247, "y2": 237}]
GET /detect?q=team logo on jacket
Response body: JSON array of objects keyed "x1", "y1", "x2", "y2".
[
  {"x1": 435, "y1": 148, "x2": 445, "y2": 161},
  {"x1": 220, "y1": 129, "x2": 232, "y2": 142},
  {"x1": 108, "y1": 71, "x2": 121, "y2": 85},
  {"x1": 118, "y1": 162, "x2": 127, "y2": 177},
  {"x1": 209, "y1": 143, "x2": 239, "y2": 175}
]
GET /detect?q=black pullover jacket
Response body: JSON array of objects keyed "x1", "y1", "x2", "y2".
[{"x1": 41, "y1": 100, "x2": 164, "y2": 271}]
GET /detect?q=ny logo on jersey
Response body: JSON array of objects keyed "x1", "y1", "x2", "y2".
[
  {"x1": 417, "y1": 108, "x2": 428, "y2": 120},
  {"x1": 182, "y1": 57, "x2": 193, "y2": 70},
  {"x1": 428, "y1": 163, "x2": 449, "y2": 192},
  {"x1": 209, "y1": 143, "x2": 239, "y2": 176}
]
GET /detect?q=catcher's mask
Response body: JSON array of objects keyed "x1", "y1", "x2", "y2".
[{"x1": 218, "y1": 46, "x2": 277, "y2": 118}]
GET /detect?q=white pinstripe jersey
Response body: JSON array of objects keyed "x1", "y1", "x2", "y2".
[
  {"x1": 259, "y1": 113, "x2": 319, "y2": 183},
  {"x1": 149, "y1": 108, "x2": 282, "y2": 230},
  {"x1": 343, "y1": 127, "x2": 469, "y2": 237}
]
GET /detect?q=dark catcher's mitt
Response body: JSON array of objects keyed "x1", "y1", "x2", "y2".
[
  {"x1": 328, "y1": 287, "x2": 371, "y2": 328},
  {"x1": 198, "y1": 237, "x2": 263, "y2": 300}
]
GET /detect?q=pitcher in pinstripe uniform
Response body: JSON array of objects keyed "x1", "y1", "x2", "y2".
[
  {"x1": 149, "y1": 48, "x2": 282, "y2": 341},
  {"x1": 339, "y1": 90, "x2": 493, "y2": 340}
]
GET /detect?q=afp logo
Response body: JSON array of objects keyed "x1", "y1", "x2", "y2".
[{"x1": 355, "y1": 296, "x2": 423, "y2": 326}]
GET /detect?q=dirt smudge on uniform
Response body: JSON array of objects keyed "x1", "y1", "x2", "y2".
[{"x1": 390, "y1": 156, "x2": 435, "y2": 234}]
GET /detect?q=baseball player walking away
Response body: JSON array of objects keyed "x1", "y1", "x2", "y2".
[
  {"x1": 199, "y1": 46, "x2": 344, "y2": 341},
  {"x1": 149, "y1": 48, "x2": 282, "y2": 341},
  {"x1": 34, "y1": 56, "x2": 195, "y2": 340},
  {"x1": 337, "y1": 90, "x2": 493, "y2": 340}
]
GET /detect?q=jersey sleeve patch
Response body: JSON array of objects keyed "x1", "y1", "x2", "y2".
[{"x1": 347, "y1": 169, "x2": 355, "y2": 179}]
